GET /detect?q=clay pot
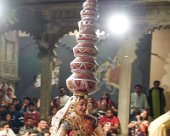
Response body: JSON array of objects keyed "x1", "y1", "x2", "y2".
[
  {"x1": 66, "y1": 72, "x2": 98, "y2": 95},
  {"x1": 70, "y1": 56, "x2": 98, "y2": 72},
  {"x1": 73, "y1": 45, "x2": 98, "y2": 57}
]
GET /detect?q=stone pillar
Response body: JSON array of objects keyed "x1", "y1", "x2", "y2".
[
  {"x1": 118, "y1": 28, "x2": 148, "y2": 135},
  {"x1": 40, "y1": 55, "x2": 52, "y2": 119},
  {"x1": 118, "y1": 34, "x2": 133, "y2": 136}
]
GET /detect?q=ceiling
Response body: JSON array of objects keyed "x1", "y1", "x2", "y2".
[{"x1": 6, "y1": 0, "x2": 170, "y2": 7}]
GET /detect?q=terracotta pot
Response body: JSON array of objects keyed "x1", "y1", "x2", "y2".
[
  {"x1": 73, "y1": 45, "x2": 98, "y2": 57},
  {"x1": 66, "y1": 72, "x2": 98, "y2": 95},
  {"x1": 70, "y1": 56, "x2": 98, "y2": 72},
  {"x1": 80, "y1": 9, "x2": 97, "y2": 20},
  {"x1": 76, "y1": 33, "x2": 97, "y2": 43},
  {"x1": 78, "y1": 20, "x2": 97, "y2": 31}
]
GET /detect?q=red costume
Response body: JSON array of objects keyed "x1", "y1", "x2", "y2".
[
  {"x1": 99, "y1": 115, "x2": 120, "y2": 134},
  {"x1": 24, "y1": 111, "x2": 40, "y2": 127}
]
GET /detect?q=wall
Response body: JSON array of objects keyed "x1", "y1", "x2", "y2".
[
  {"x1": 131, "y1": 34, "x2": 152, "y2": 94},
  {"x1": 151, "y1": 29, "x2": 170, "y2": 111}
]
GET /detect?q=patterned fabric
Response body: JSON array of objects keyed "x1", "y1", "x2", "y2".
[
  {"x1": 58, "y1": 113, "x2": 97, "y2": 136},
  {"x1": 129, "y1": 121, "x2": 141, "y2": 136},
  {"x1": 99, "y1": 115, "x2": 119, "y2": 134},
  {"x1": 129, "y1": 120, "x2": 148, "y2": 136},
  {"x1": 51, "y1": 96, "x2": 80, "y2": 136},
  {"x1": 24, "y1": 111, "x2": 40, "y2": 127},
  {"x1": 18, "y1": 126, "x2": 36, "y2": 136}
]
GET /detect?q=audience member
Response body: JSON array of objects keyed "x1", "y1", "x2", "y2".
[
  {"x1": 97, "y1": 100, "x2": 108, "y2": 118},
  {"x1": 86, "y1": 102, "x2": 98, "y2": 117},
  {"x1": 4, "y1": 88, "x2": 16, "y2": 104},
  {"x1": 128, "y1": 110, "x2": 149, "y2": 136},
  {"x1": 0, "y1": 121, "x2": 16, "y2": 136},
  {"x1": 12, "y1": 98, "x2": 21, "y2": 111},
  {"x1": 20, "y1": 97, "x2": 31, "y2": 114},
  {"x1": 99, "y1": 109, "x2": 120, "y2": 136},
  {"x1": 18, "y1": 117, "x2": 36, "y2": 136},
  {"x1": 148, "y1": 80, "x2": 166, "y2": 119},
  {"x1": 24, "y1": 103, "x2": 40, "y2": 127},
  {"x1": 1, "y1": 104, "x2": 23, "y2": 133},
  {"x1": 35, "y1": 119, "x2": 48, "y2": 135},
  {"x1": 52, "y1": 97, "x2": 61, "y2": 109},
  {"x1": 97, "y1": 92, "x2": 115, "y2": 109},
  {"x1": 53, "y1": 87, "x2": 70, "y2": 108},
  {"x1": 130, "y1": 85, "x2": 148, "y2": 114},
  {"x1": 48, "y1": 106, "x2": 58, "y2": 125}
]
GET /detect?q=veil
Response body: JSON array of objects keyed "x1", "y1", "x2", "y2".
[{"x1": 51, "y1": 96, "x2": 78, "y2": 136}]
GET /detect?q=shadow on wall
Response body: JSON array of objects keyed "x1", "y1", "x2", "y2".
[
  {"x1": 162, "y1": 85, "x2": 170, "y2": 112},
  {"x1": 164, "y1": 90, "x2": 170, "y2": 112}
]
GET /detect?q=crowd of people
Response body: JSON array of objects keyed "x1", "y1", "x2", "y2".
[
  {"x1": 129, "y1": 80, "x2": 166, "y2": 136},
  {"x1": 0, "y1": 80, "x2": 167, "y2": 136}
]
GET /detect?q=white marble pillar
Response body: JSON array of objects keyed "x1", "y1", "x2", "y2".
[{"x1": 118, "y1": 35, "x2": 132, "y2": 136}]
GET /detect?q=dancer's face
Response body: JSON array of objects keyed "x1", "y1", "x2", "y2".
[{"x1": 75, "y1": 98, "x2": 87, "y2": 116}]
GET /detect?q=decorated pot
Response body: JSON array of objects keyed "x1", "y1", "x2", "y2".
[
  {"x1": 73, "y1": 45, "x2": 98, "y2": 57},
  {"x1": 66, "y1": 72, "x2": 98, "y2": 96},
  {"x1": 70, "y1": 56, "x2": 98, "y2": 72}
]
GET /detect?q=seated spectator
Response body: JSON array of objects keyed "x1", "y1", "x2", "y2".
[
  {"x1": 0, "y1": 105, "x2": 6, "y2": 119},
  {"x1": 23, "y1": 129, "x2": 39, "y2": 136},
  {"x1": 97, "y1": 100, "x2": 108, "y2": 118},
  {"x1": 4, "y1": 88, "x2": 16, "y2": 104},
  {"x1": 52, "y1": 96, "x2": 61, "y2": 109},
  {"x1": 18, "y1": 117, "x2": 36, "y2": 136},
  {"x1": 1, "y1": 104, "x2": 23, "y2": 133},
  {"x1": 99, "y1": 109, "x2": 120, "y2": 136},
  {"x1": 128, "y1": 110, "x2": 149, "y2": 136},
  {"x1": 4, "y1": 113, "x2": 13, "y2": 127},
  {"x1": 35, "y1": 119, "x2": 48, "y2": 135},
  {"x1": 87, "y1": 96, "x2": 96, "y2": 106},
  {"x1": 32, "y1": 98, "x2": 40, "y2": 110},
  {"x1": 24, "y1": 103, "x2": 40, "y2": 127},
  {"x1": 97, "y1": 92, "x2": 116, "y2": 111},
  {"x1": 48, "y1": 106, "x2": 58, "y2": 125},
  {"x1": 0, "y1": 121, "x2": 16, "y2": 136},
  {"x1": 20, "y1": 97, "x2": 31, "y2": 114},
  {"x1": 53, "y1": 87, "x2": 70, "y2": 108},
  {"x1": 86, "y1": 102, "x2": 98, "y2": 117},
  {"x1": 12, "y1": 98, "x2": 21, "y2": 111},
  {"x1": 0, "y1": 91, "x2": 7, "y2": 106},
  {"x1": 0, "y1": 84, "x2": 7, "y2": 95}
]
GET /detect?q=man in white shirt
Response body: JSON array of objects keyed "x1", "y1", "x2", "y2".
[
  {"x1": 54, "y1": 87, "x2": 70, "y2": 108},
  {"x1": 0, "y1": 122, "x2": 16, "y2": 136},
  {"x1": 130, "y1": 84, "x2": 149, "y2": 114}
]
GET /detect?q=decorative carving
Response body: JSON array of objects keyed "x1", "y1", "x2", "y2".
[
  {"x1": 2, "y1": 63, "x2": 16, "y2": 75},
  {"x1": 0, "y1": 31, "x2": 19, "y2": 80}
]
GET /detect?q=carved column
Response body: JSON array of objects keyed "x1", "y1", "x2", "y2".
[
  {"x1": 118, "y1": 26, "x2": 152, "y2": 135},
  {"x1": 118, "y1": 30, "x2": 141, "y2": 135},
  {"x1": 118, "y1": 35, "x2": 132, "y2": 136},
  {"x1": 40, "y1": 54, "x2": 52, "y2": 119},
  {"x1": 38, "y1": 38, "x2": 57, "y2": 119}
]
